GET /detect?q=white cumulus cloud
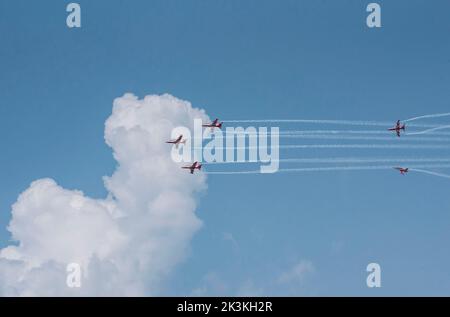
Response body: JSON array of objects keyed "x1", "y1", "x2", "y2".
[
  {"x1": 0, "y1": 93, "x2": 209, "y2": 296},
  {"x1": 277, "y1": 260, "x2": 315, "y2": 285}
]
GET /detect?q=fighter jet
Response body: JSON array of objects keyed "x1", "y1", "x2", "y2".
[
  {"x1": 202, "y1": 118, "x2": 223, "y2": 132},
  {"x1": 166, "y1": 135, "x2": 186, "y2": 149},
  {"x1": 388, "y1": 120, "x2": 406, "y2": 137},
  {"x1": 394, "y1": 167, "x2": 409, "y2": 175},
  {"x1": 182, "y1": 161, "x2": 202, "y2": 174}
]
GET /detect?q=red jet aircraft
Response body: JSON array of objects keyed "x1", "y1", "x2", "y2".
[
  {"x1": 388, "y1": 120, "x2": 406, "y2": 137},
  {"x1": 202, "y1": 118, "x2": 223, "y2": 131},
  {"x1": 394, "y1": 167, "x2": 409, "y2": 175},
  {"x1": 166, "y1": 135, "x2": 186, "y2": 149},
  {"x1": 182, "y1": 161, "x2": 202, "y2": 174}
]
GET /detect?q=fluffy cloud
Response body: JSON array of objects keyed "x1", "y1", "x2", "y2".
[
  {"x1": 0, "y1": 93, "x2": 209, "y2": 296},
  {"x1": 277, "y1": 260, "x2": 315, "y2": 285}
]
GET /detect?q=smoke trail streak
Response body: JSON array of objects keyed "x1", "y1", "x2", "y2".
[
  {"x1": 222, "y1": 119, "x2": 389, "y2": 125},
  {"x1": 203, "y1": 158, "x2": 450, "y2": 165},
  {"x1": 194, "y1": 144, "x2": 450, "y2": 150},
  {"x1": 278, "y1": 130, "x2": 388, "y2": 135},
  {"x1": 278, "y1": 130, "x2": 450, "y2": 136},
  {"x1": 205, "y1": 170, "x2": 262, "y2": 175},
  {"x1": 277, "y1": 144, "x2": 450, "y2": 149},
  {"x1": 404, "y1": 113, "x2": 450, "y2": 122},
  {"x1": 192, "y1": 134, "x2": 450, "y2": 141},
  {"x1": 410, "y1": 169, "x2": 450, "y2": 180},
  {"x1": 204, "y1": 164, "x2": 450, "y2": 175},
  {"x1": 275, "y1": 134, "x2": 450, "y2": 142},
  {"x1": 221, "y1": 119, "x2": 439, "y2": 128},
  {"x1": 406, "y1": 125, "x2": 450, "y2": 136},
  {"x1": 227, "y1": 130, "x2": 450, "y2": 136}
]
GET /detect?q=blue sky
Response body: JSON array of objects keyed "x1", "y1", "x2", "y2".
[{"x1": 1, "y1": 0, "x2": 450, "y2": 295}]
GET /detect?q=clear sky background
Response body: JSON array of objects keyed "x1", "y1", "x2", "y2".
[{"x1": 1, "y1": 0, "x2": 450, "y2": 295}]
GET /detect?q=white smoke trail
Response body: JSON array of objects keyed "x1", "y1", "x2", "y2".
[
  {"x1": 194, "y1": 144, "x2": 450, "y2": 150},
  {"x1": 229, "y1": 129, "x2": 450, "y2": 136},
  {"x1": 205, "y1": 170, "x2": 262, "y2": 175},
  {"x1": 192, "y1": 134, "x2": 450, "y2": 141},
  {"x1": 277, "y1": 134, "x2": 450, "y2": 142},
  {"x1": 280, "y1": 130, "x2": 390, "y2": 135},
  {"x1": 204, "y1": 164, "x2": 450, "y2": 175},
  {"x1": 225, "y1": 130, "x2": 450, "y2": 140},
  {"x1": 278, "y1": 164, "x2": 450, "y2": 172},
  {"x1": 204, "y1": 157, "x2": 450, "y2": 165},
  {"x1": 404, "y1": 113, "x2": 450, "y2": 122},
  {"x1": 406, "y1": 125, "x2": 450, "y2": 136},
  {"x1": 410, "y1": 169, "x2": 450, "y2": 180},
  {"x1": 221, "y1": 119, "x2": 439, "y2": 128},
  {"x1": 280, "y1": 144, "x2": 450, "y2": 150},
  {"x1": 222, "y1": 119, "x2": 389, "y2": 126}
]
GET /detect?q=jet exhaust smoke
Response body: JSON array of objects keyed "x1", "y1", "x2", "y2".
[
  {"x1": 204, "y1": 164, "x2": 450, "y2": 175},
  {"x1": 195, "y1": 144, "x2": 450, "y2": 150},
  {"x1": 404, "y1": 113, "x2": 450, "y2": 122},
  {"x1": 203, "y1": 157, "x2": 450, "y2": 165},
  {"x1": 406, "y1": 125, "x2": 450, "y2": 136},
  {"x1": 409, "y1": 168, "x2": 450, "y2": 180},
  {"x1": 222, "y1": 119, "x2": 439, "y2": 128}
]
